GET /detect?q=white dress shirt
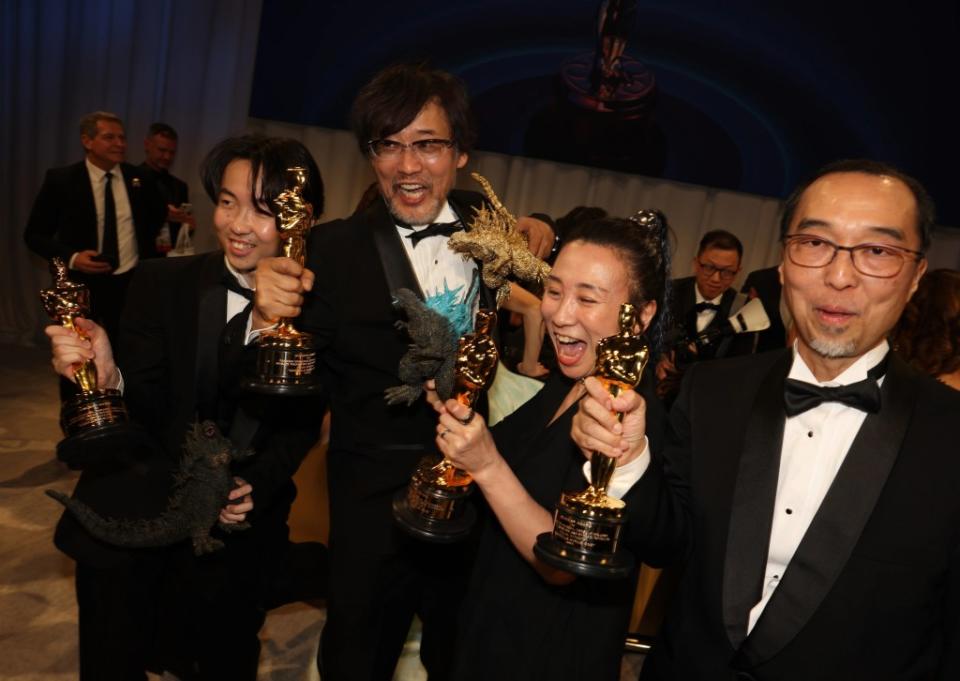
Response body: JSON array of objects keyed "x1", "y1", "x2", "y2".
[
  {"x1": 396, "y1": 202, "x2": 479, "y2": 337},
  {"x1": 694, "y1": 287, "x2": 724, "y2": 332},
  {"x1": 746, "y1": 340, "x2": 890, "y2": 632},
  {"x1": 80, "y1": 158, "x2": 138, "y2": 274}
]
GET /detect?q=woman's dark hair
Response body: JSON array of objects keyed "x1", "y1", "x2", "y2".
[
  {"x1": 890, "y1": 269, "x2": 960, "y2": 378},
  {"x1": 200, "y1": 135, "x2": 324, "y2": 218},
  {"x1": 562, "y1": 211, "x2": 673, "y2": 353},
  {"x1": 350, "y1": 62, "x2": 477, "y2": 155}
]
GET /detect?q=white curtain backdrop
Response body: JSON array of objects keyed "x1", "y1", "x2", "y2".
[
  {"x1": 248, "y1": 118, "x2": 788, "y2": 287},
  {"x1": 2, "y1": 0, "x2": 264, "y2": 345}
]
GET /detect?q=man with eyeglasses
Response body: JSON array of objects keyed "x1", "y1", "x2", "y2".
[
  {"x1": 254, "y1": 63, "x2": 554, "y2": 680},
  {"x1": 656, "y1": 230, "x2": 749, "y2": 403},
  {"x1": 572, "y1": 159, "x2": 960, "y2": 680}
]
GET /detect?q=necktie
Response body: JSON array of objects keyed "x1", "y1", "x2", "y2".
[
  {"x1": 695, "y1": 301, "x2": 720, "y2": 313},
  {"x1": 101, "y1": 172, "x2": 119, "y2": 269},
  {"x1": 222, "y1": 272, "x2": 254, "y2": 301},
  {"x1": 402, "y1": 221, "x2": 462, "y2": 248},
  {"x1": 783, "y1": 357, "x2": 887, "y2": 417}
]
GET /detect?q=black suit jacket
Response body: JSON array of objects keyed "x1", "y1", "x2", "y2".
[
  {"x1": 54, "y1": 251, "x2": 322, "y2": 567},
  {"x1": 631, "y1": 349, "x2": 960, "y2": 680},
  {"x1": 24, "y1": 160, "x2": 166, "y2": 264},
  {"x1": 740, "y1": 266, "x2": 787, "y2": 353},
  {"x1": 299, "y1": 190, "x2": 493, "y2": 550},
  {"x1": 139, "y1": 163, "x2": 190, "y2": 243}
]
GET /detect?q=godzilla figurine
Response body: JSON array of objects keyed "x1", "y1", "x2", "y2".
[
  {"x1": 447, "y1": 173, "x2": 552, "y2": 306},
  {"x1": 46, "y1": 421, "x2": 253, "y2": 555},
  {"x1": 384, "y1": 288, "x2": 461, "y2": 406}
]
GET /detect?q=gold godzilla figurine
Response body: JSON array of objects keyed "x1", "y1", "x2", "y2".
[{"x1": 448, "y1": 173, "x2": 552, "y2": 307}]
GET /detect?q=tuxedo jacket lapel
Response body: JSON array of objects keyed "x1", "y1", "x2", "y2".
[
  {"x1": 736, "y1": 353, "x2": 918, "y2": 666},
  {"x1": 368, "y1": 201, "x2": 424, "y2": 301},
  {"x1": 722, "y1": 349, "x2": 792, "y2": 648},
  {"x1": 194, "y1": 255, "x2": 228, "y2": 422}
]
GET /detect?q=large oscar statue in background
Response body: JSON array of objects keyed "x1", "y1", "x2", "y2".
[{"x1": 535, "y1": 302, "x2": 648, "y2": 578}]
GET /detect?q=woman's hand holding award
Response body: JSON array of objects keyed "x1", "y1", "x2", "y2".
[{"x1": 535, "y1": 303, "x2": 649, "y2": 578}]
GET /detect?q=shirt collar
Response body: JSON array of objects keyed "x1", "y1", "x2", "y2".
[
  {"x1": 85, "y1": 157, "x2": 120, "y2": 181},
  {"x1": 223, "y1": 256, "x2": 255, "y2": 291},
  {"x1": 695, "y1": 285, "x2": 723, "y2": 307},
  {"x1": 789, "y1": 339, "x2": 890, "y2": 387}
]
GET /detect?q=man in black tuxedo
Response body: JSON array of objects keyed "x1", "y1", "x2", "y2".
[
  {"x1": 25, "y1": 111, "x2": 166, "y2": 338},
  {"x1": 139, "y1": 122, "x2": 196, "y2": 252},
  {"x1": 574, "y1": 160, "x2": 960, "y2": 680},
  {"x1": 255, "y1": 64, "x2": 555, "y2": 680},
  {"x1": 46, "y1": 135, "x2": 325, "y2": 680},
  {"x1": 656, "y1": 230, "x2": 748, "y2": 402}
]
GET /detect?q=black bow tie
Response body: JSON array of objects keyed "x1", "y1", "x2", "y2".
[
  {"x1": 222, "y1": 271, "x2": 254, "y2": 301},
  {"x1": 401, "y1": 221, "x2": 462, "y2": 248},
  {"x1": 695, "y1": 301, "x2": 721, "y2": 313},
  {"x1": 783, "y1": 356, "x2": 888, "y2": 417}
]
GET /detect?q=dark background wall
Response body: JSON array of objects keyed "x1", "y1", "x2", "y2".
[{"x1": 250, "y1": 0, "x2": 960, "y2": 226}]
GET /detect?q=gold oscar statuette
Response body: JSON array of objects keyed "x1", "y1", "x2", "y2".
[
  {"x1": 243, "y1": 166, "x2": 321, "y2": 395},
  {"x1": 535, "y1": 302, "x2": 648, "y2": 578},
  {"x1": 40, "y1": 257, "x2": 130, "y2": 441},
  {"x1": 393, "y1": 310, "x2": 499, "y2": 542}
]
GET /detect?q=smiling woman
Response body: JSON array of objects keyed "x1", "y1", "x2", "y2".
[{"x1": 428, "y1": 213, "x2": 672, "y2": 680}]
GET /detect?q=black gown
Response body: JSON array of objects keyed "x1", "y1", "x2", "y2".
[{"x1": 451, "y1": 371, "x2": 666, "y2": 681}]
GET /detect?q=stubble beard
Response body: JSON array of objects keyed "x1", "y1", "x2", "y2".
[{"x1": 808, "y1": 335, "x2": 858, "y2": 359}]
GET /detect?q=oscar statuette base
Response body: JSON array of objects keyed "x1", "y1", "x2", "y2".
[
  {"x1": 392, "y1": 456, "x2": 476, "y2": 543},
  {"x1": 534, "y1": 492, "x2": 635, "y2": 579},
  {"x1": 243, "y1": 330, "x2": 322, "y2": 396},
  {"x1": 60, "y1": 388, "x2": 130, "y2": 440}
]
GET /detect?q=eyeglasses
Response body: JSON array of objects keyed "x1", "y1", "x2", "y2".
[
  {"x1": 366, "y1": 138, "x2": 455, "y2": 161},
  {"x1": 696, "y1": 261, "x2": 738, "y2": 280},
  {"x1": 783, "y1": 234, "x2": 924, "y2": 278}
]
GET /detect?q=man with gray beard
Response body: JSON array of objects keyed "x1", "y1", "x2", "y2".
[{"x1": 573, "y1": 159, "x2": 960, "y2": 680}]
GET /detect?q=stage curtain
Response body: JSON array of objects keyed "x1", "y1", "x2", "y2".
[{"x1": 1, "y1": 0, "x2": 263, "y2": 344}]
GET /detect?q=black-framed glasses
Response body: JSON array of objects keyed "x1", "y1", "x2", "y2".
[
  {"x1": 783, "y1": 234, "x2": 925, "y2": 278},
  {"x1": 696, "y1": 260, "x2": 738, "y2": 280},
  {"x1": 366, "y1": 138, "x2": 455, "y2": 161}
]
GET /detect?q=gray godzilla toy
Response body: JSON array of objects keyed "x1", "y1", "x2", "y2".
[
  {"x1": 46, "y1": 421, "x2": 253, "y2": 555},
  {"x1": 384, "y1": 287, "x2": 460, "y2": 406}
]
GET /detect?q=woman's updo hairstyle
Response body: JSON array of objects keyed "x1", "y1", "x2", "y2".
[{"x1": 561, "y1": 210, "x2": 673, "y2": 352}]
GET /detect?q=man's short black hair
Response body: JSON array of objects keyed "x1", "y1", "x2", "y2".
[
  {"x1": 147, "y1": 122, "x2": 178, "y2": 140},
  {"x1": 200, "y1": 135, "x2": 324, "y2": 217},
  {"x1": 779, "y1": 159, "x2": 935, "y2": 252},
  {"x1": 350, "y1": 62, "x2": 477, "y2": 156},
  {"x1": 697, "y1": 229, "x2": 743, "y2": 260}
]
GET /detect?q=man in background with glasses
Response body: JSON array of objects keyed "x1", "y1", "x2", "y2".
[
  {"x1": 574, "y1": 159, "x2": 960, "y2": 680},
  {"x1": 254, "y1": 63, "x2": 554, "y2": 681},
  {"x1": 657, "y1": 230, "x2": 750, "y2": 403}
]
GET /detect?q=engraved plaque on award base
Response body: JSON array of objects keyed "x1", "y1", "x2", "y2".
[
  {"x1": 40, "y1": 258, "x2": 131, "y2": 460},
  {"x1": 244, "y1": 328, "x2": 320, "y2": 395},
  {"x1": 535, "y1": 303, "x2": 648, "y2": 579},
  {"x1": 393, "y1": 310, "x2": 498, "y2": 542},
  {"x1": 244, "y1": 166, "x2": 321, "y2": 396}
]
